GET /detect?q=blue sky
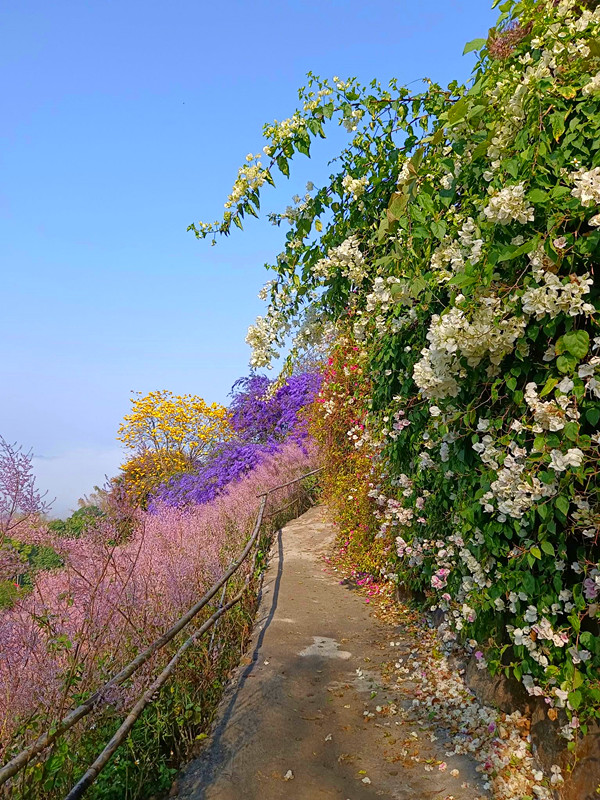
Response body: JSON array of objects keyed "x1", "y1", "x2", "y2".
[{"x1": 1, "y1": 0, "x2": 497, "y2": 515}]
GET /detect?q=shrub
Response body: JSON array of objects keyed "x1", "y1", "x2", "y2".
[
  {"x1": 229, "y1": 372, "x2": 322, "y2": 443},
  {"x1": 152, "y1": 372, "x2": 321, "y2": 509},
  {"x1": 118, "y1": 449, "x2": 193, "y2": 508},
  {"x1": 0, "y1": 435, "x2": 52, "y2": 539},
  {"x1": 47, "y1": 505, "x2": 104, "y2": 538},
  {"x1": 150, "y1": 441, "x2": 277, "y2": 508}
]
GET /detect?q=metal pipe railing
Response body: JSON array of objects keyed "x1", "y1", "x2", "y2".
[
  {"x1": 0, "y1": 467, "x2": 321, "y2": 799},
  {"x1": 0, "y1": 496, "x2": 267, "y2": 788},
  {"x1": 64, "y1": 587, "x2": 248, "y2": 800}
]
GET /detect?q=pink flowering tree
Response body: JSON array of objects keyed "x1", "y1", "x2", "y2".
[{"x1": 0, "y1": 435, "x2": 52, "y2": 541}]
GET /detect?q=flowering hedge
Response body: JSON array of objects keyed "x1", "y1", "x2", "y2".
[
  {"x1": 195, "y1": 0, "x2": 600, "y2": 742},
  {"x1": 307, "y1": 337, "x2": 384, "y2": 576},
  {"x1": 151, "y1": 372, "x2": 320, "y2": 508},
  {"x1": 149, "y1": 440, "x2": 278, "y2": 507}
]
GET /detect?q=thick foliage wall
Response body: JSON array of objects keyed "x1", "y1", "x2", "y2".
[{"x1": 195, "y1": 0, "x2": 600, "y2": 736}]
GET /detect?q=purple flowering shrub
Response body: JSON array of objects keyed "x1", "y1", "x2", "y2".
[
  {"x1": 150, "y1": 441, "x2": 278, "y2": 508},
  {"x1": 229, "y1": 372, "x2": 322, "y2": 444},
  {"x1": 152, "y1": 372, "x2": 321, "y2": 509}
]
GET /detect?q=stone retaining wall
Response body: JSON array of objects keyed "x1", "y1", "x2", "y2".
[{"x1": 464, "y1": 653, "x2": 600, "y2": 800}]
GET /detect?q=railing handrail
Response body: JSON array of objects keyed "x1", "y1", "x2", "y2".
[
  {"x1": 0, "y1": 467, "x2": 322, "y2": 795},
  {"x1": 64, "y1": 587, "x2": 249, "y2": 800}
]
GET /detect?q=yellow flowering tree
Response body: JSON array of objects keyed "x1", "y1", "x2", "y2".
[
  {"x1": 117, "y1": 390, "x2": 233, "y2": 461},
  {"x1": 116, "y1": 391, "x2": 233, "y2": 508},
  {"x1": 117, "y1": 450, "x2": 191, "y2": 508}
]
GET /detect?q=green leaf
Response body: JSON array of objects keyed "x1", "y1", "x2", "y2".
[
  {"x1": 541, "y1": 540, "x2": 555, "y2": 557},
  {"x1": 409, "y1": 276, "x2": 428, "y2": 298},
  {"x1": 550, "y1": 185, "x2": 570, "y2": 200},
  {"x1": 467, "y1": 103, "x2": 487, "y2": 121},
  {"x1": 471, "y1": 136, "x2": 491, "y2": 161},
  {"x1": 586, "y1": 407, "x2": 600, "y2": 426},
  {"x1": 448, "y1": 272, "x2": 478, "y2": 289},
  {"x1": 463, "y1": 37, "x2": 487, "y2": 55},
  {"x1": 513, "y1": 663, "x2": 522, "y2": 680},
  {"x1": 569, "y1": 615, "x2": 582, "y2": 636},
  {"x1": 387, "y1": 192, "x2": 408, "y2": 222},
  {"x1": 568, "y1": 689, "x2": 582, "y2": 709},
  {"x1": 522, "y1": 572, "x2": 536, "y2": 595},
  {"x1": 430, "y1": 220, "x2": 447, "y2": 240},
  {"x1": 563, "y1": 330, "x2": 589, "y2": 360},
  {"x1": 411, "y1": 148, "x2": 425, "y2": 171},
  {"x1": 447, "y1": 97, "x2": 468, "y2": 124},
  {"x1": 467, "y1": 78, "x2": 485, "y2": 97},
  {"x1": 533, "y1": 435, "x2": 546, "y2": 452},
  {"x1": 563, "y1": 421, "x2": 579, "y2": 442},
  {"x1": 540, "y1": 376, "x2": 558, "y2": 397},
  {"x1": 377, "y1": 216, "x2": 390, "y2": 241},
  {"x1": 496, "y1": 237, "x2": 537, "y2": 262},
  {"x1": 550, "y1": 110, "x2": 568, "y2": 141},
  {"x1": 557, "y1": 354, "x2": 577, "y2": 374},
  {"x1": 276, "y1": 154, "x2": 290, "y2": 177},
  {"x1": 296, "y1": 138, "x2": 311, "y2": 157},
  {"x1": 528, "y1": 188, "x2": 548, "y2": 204},
  {"x1": 504, "y1": 157, "x2": 520, "y2": 179},
  {"x1": 557, "y1": 86, "x2": 577, "y2": 99},
  {"x1": 531, "y1": 546, "x2": 542, "y2": 560},
  {"x1": 555, "y1": 495, "x2": 570, "y2": 517},
  {"x1": 419, "y1": 192, "x2": 436, "y2": 215}
]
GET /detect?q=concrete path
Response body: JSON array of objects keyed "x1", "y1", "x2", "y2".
[{"x1": 170, "y1": 506, "x2": 486, "y2": 800}]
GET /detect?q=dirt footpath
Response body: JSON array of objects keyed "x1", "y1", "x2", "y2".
[{"x1": 170, "y1": 506, "x2": 487, "y2": 800}]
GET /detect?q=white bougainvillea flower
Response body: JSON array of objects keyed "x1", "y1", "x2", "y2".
[
  {"x1": 589, "y1": 212, "x2": 600, "y2": 227},
  {"x1": 483, "y1": 182, "x2": 534, "y2": 225},
  {"x1": 570, "y1": 166, "x2": 600, "y2": 207},
  {"x1": 549, "y1": 448, "x2": 584, "y2": 472}
]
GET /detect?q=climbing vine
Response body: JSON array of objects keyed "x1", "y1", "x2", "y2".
[{"x1": 193, "y1": 0, "x2": 600, "y2": 740}]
